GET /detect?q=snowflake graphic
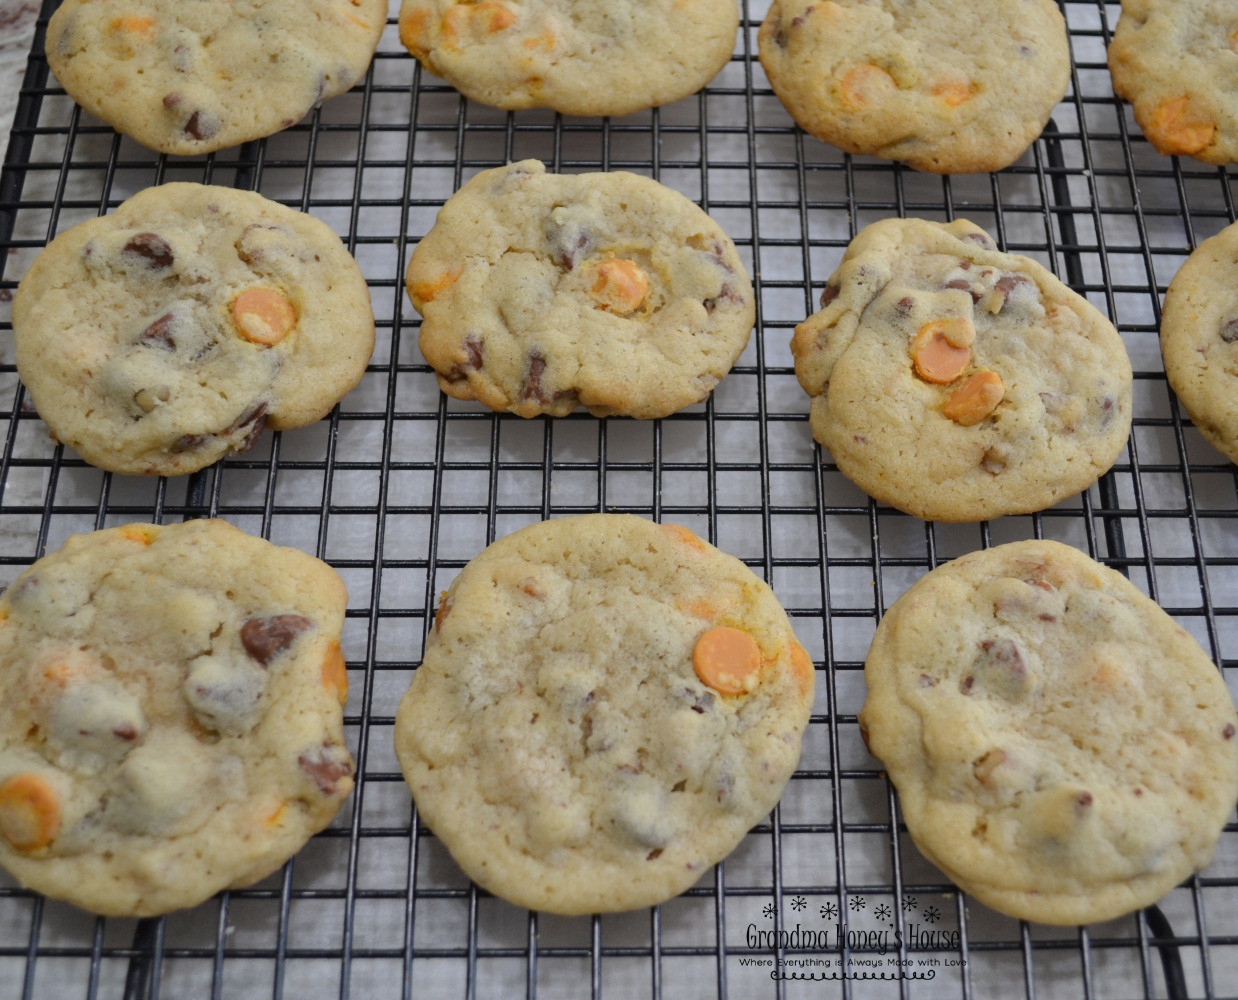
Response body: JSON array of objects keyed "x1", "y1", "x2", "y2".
[
  {"x1": 790, "y1": 896, "x2": 807, "y2": 912},
  {"x1": 875, "y1": 903, "x2": 891, "y2": 921},
  {"x1": 923, "y1": 905, "x2": 941, "y2": 925},
  {"x1": 820, "y1": 901, "x2": 838, "y2": 920},
  {"x1": 902, "y1": 895, "x2": 918, "y2": 913},
  {"x1": 762, "y1": 902, "x2": 776, "y2": 919},
  {"x1": 849, "y1": 895, "x2": 867, "y2": 913}
]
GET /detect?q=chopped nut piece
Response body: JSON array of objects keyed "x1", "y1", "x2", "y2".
[
  {"x1": 693, "y1": 626, "x2": 761, "y2": 695},
  {"x1": 589, "y1": 259, "x2": 649, "y2": 315},
  {"x1": 911, "y1": 319, "x2": 974, "y2": 383},
  {"x1": 232, "y1": 288, "x2": 296, "y2": 346},
  {"x1": 943, "y1": 370, "x2": 1004, "y2": 425}
]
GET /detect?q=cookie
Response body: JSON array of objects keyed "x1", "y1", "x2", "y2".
[
  {"x1": 13, "y1": 183, "x2": 375, "y2": 477},
  {"x1": 394, "y1": 515, "x2": 813, "y2": 915},
  {"x1": 791, "y1": 218, "x2": 1132, "y2": 523},
  {"x1": 1109, "y1": 0, "x2": 1238, "y2": 165},
  {"x1": 758, "y1": 0, "x2": 1071, "y2": 174},
  {"x1": 859, "y1": 539, "x2": 1238, "y2": 925},
  {"x1": 398, "y1": 0, "x2": 736, "y2": 118},
  {"x1": 0, "y1": 519, "x2": 354, "y2": 917},
  {"x1": 1160, "y1": 220, "x2": 1238, "y2": 463},
  {"x1": 46, "y1": 0, "x2": 387, "y2": 156},
  {"x1": 407, "y1": 160, "x2": 755, "y2": 419}
]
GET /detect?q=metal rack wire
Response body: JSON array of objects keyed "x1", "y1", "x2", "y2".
[{"x1": 0, "y1": 0, "x2": 1236, "y2": 996}]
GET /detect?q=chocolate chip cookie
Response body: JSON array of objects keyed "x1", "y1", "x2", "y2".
[
  {"x1": 46, "y1": 0, "x2": 387, "y2": 155},
  {"x1": 1160, "y1": 220, "x2": 1238, "y2": 462},
  {"x1": 408, "y1": 160, "x2": 754, "y2": 419},
  {"x1": 791, "y1": 218, "x2": 1132, "y2": 522},
  {"x1": 399, "y1": 0, "x2": 737, "y2": 117},
  {"x1": 860, "y1": 539, "x2": 1238, "y2": 925},
  {"x1": 758, "y1": 0, "x2": 1071, "y2": 173},
  {"x1": 395, "y1": 515, "x2": 814, "y2": 915},
  {"x1": 1109, "y1": 0, "x2": 1238, "y2": 165},
  {"x1": 0, "y1": 519, "x2": 353, "y2": 917},
  {"x1": 13, "y1": 183, "x2": 374, "y2": 477}
]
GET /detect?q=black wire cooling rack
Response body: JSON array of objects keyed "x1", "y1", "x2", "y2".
[{"x1": 2, "y1": 1, "x2": 1237, "y2": 997}]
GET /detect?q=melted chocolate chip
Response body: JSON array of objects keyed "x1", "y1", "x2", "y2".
[
  {"x1": 646, "y1": 848, "x2": 663, "y2": 861},
  {"x1": 241, "y1": 614, "x2": 313, "y2": 665},
  {"x1": 919, "y1": 673, "x2": 937, "y2": 688},
  {"x1": 171, "y1": 434, "x2": 209, "y2": 453},
  {"x1": 705, "y1": 284, "x2": 737, "y2": 314},
  {"x1": 231, "y1": 402, "x2": 268, "y2": 452},
  {"x1": 963, "y1": 231, "x2": 996, "y2": 250},
  {"x1": 138, "y1": 313, "x2": 176, "y2": 350},
  {"x1": 1076, "y1": 791, "x2": 1093, "y2": 808},
  {"x1": 123, "y1": 233, "x2": 174, "y2": 271},
  {"x1": 519, "y1": 352, "x2": 549, "y2": 404},
  {"x1": 944, "y1": 278, "x2": 981, "y2": 301},
  {"x1": 184, "y1": 110, "x2": 218, "y2": 141},
  {"x1": 113, "y1": 724, "x2": 139, "y2": 741},
  {"x1": 966, "y1": 638, "x2": 1032, "y2": 701},
  {"x1": 820, "y1": 283, "x2": 840, "y2": 308},
  {"x1": 773, "y1": 26, "x2": 787, "y2": 46},
  {"x1": 895, "y1": 295, "x2": 915, "y2": 315},
  {"x1": 1220, "y1": 318, "x2": 1238, "y2": 343},
  {"x1": 298, "y1": 743, "x2": 353, "y2": 794},
  {"x1": 465, "y1": 335, "x2": 484, "y2": 369},
  {"x1": 1226, "y1": 723, "x2": 1236, "y2": 740},
  {"x1": 162, "y1": 93, "x2": 183, "y2": 109}
]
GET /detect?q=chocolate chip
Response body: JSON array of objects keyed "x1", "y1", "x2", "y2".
[
  {"x1": 123, "y1": 233, "x2": 174, "y2": 271},
  {"x1": 959, "y1": 260, "x2": 971, "y2": 270},
  {"x1": 773, "y1": 27, "x2": 787, "y2": 46},
  {"x1": 995, "y1": 273, "x2": 1032, "y2": 297},
  {"x1": 919, "y1": 673, "x2": 937, "y2": 688},
  {"x1": 646, "y1": 848, "x2": 663, "y2": 860},
  {"x1": 894, "y1": 295, "x2": 916, "y2": 315},
  {"x1": 519, "y1": 352, "x2": 549, "y2": 404},
  {"x1": 184, "y1": 110, "x2": 218, "y2": 141},
  {"x1": 1220, "y1": 318, "x2": 1238, "y2": 343},
  {"x1": 1099, "y1": 395, "x2": 1115, "y2": 428},
  {"x1": 968, "y1": 638, "x2": 1032, "y2": 701},
  {"x1": 1226, "y1": 723, "x2": 1235, "y2": 740},
  {"x1": 705, "y1": 284, "x2": 738, "y2": 314},
  {"x1": 820, "y1": 283, "x2": 840, "y2": 308},
  {"x1": 240, "y1": 614, "x2": 313, "y2": 665},
  {"x1": 1076, "y1": 791, "x2": 1093, "y2": 809},
  {"x1": 963, "y1": 231, "x2": 996, "y2": 250},
  {"x1": 298, "y1": 743, "x2": 353, "y2": 795},
  {"x1": 465, "y1": 335, "x2": 484, "y2": 370},
  {"x1": 137, "y1": 313, "x2": 176, "y2": 350},
  {"x1": 162, "y1": 93, "x2": 182, "y2": 109},
  {"x1": 231, "y1": 402, "x2": 268, "y2": 452},
  {"x1": 171, "y1": 434, "x2": 209, "y2": 453},
  {"x1": 113, "y1": 724, "x2": 139, "y2": 741},
  {"x1": 690, "y1": 690, "x2": 714, "y2": 714},
  {"x1": 944, "y1": 278, "x2": 981, "y2": 301}
]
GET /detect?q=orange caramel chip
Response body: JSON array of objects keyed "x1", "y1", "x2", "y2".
[
  {"x1": 0, "y1": 775, "x2": 60, "y2": 852},
  {"x1": 435, "y1": 591, "x2": 452, "y2": 631},
  {"x1": 119, "y1": 524, "x2": 156, "y2": 545},
  {"x1": 410, "y1": 268, "x2": 461, "y2": 309},
  {"x1": 942, "y1": 370, "x2": 1005, "y2": 425},
  {"x1": 589, "y1": 259, "x2": 649, "y2": 315},
  {"x1": 840, "y1": 63, "x2": 897, "y2": 107},
  {"x1": 399, "y1": 5, "x2": 432, "y2": 58},
  {"x1": 322, "y1": 641, "x2": 348, "y2": 706},
  {"x1": 663, "y1": 523, "x2": 707, "y2": 552},
  {"x1": 111, "y1": 15, "x2": 156, "y2": 36},
  {"x1": 932, "y1": 78, "x2": 974, "y2": 107},
  {"x1": 694, "y1": 627, "x2": 762, "y2": 696},
  {"x1": 474, "y1": 0, "x2": 517, "y2": 33},
  {"x1": 789, "y1": 640, "x2": 814, "y2": 696},
  {"x1": 1146, "y1": 96, "x2": 1216, "y2": 156},
  {"x1": 232, "y1": 288, "x2": 297, "y2": 346},
  {"x1": 911, "y1": 320, "x2": 973, "y2": 383}
]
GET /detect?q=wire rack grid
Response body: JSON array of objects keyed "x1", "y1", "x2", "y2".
[{"x1": 1, "y1": 0, "x2": 1237, "y2": 997}]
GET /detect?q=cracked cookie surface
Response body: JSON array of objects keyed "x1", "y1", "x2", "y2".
[
  {"x1": 1109, "y1": 0, "x2": 1238, "y2": 165},
  {"x1": 791, "y1": 217, "x2": 1132, "y2": 523},
  {"x1": 398, "y1": 0, "x2": 737, "y2": 117},
  {"x1": 859, "y1": 539, "x2": 1238, "y2": 925},
  {"x1": 1161, "y1": 220, "x2": 1238, "y2": 463},
  {"x1": 394, "y1": 514, "x2": 813, "y2": 915},
  {"x1": 0, "y1": 519, "x2": 354, "y2": 917},
  {"x1": 14, "y1": 183, "x2": 374, "y2": 477},
  {"x1": 46, "y1": 0, "x2": 387, "y2": 156},
  {"x1": 407, "y1": 160, "x2": 754, "y2": 419},
  {"x1": 758, "y1": 0, "x2": 1070, "y2": 174}
]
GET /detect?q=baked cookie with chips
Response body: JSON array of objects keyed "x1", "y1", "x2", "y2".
[
  {"x1": 13, "y1": 183, "x2": 374, "y2": 477},
  {"x1": 860, "y1": 539, "x2": 1238, "y2": 925},
  {"x1": 46, "y1": 0, "x2": 387, "y2": 155},
  {"x1": 395, "y1": 514, "x2": 813, "y2": 914},
  {"x1": 0, "y1": 519, "x2": 353, "y2": 917},
  {"x1": 791, "y1": 217, "x2": 1132, "y2": 522},
  {"x1": 1109, "y1": 0, "x2": 1238, "y2": 165},
  {"x1": 408, "y1": 160, "x2": 754, "y2": 419},
  {"x1": 399, "y1": 0, "x2": 737, "y2": 117},
  {"x1": 758, "y1": 0, "x2": 1071, "y2": 173}
]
